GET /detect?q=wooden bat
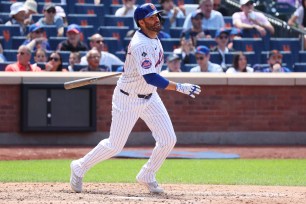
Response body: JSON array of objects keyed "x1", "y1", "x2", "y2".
[{"x1": 64, "y1": 73, "x2": 122, "y2": 90}]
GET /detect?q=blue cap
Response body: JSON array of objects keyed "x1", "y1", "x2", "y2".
[
  {"x1": 29, "y1": 23, "x2": 43, "y2": 33},
  {"x1": 134, "y1": 3, "x2": 162, "y2": 25},
  {"x1": 191, "y1": 10, "x2": 203, "y2": 19},
  {"x1": 230, "y1": 27, "x2": 242, "y2": 36},
  {"x1": 67, "y1": 24, "x2": 81, "y2": 34},
  {"x1": 195, "y1": 45, "x2": 210, "y2": 55},
  {"x1": 215, "y1": 28, "x2": 230, "y2": 38}
]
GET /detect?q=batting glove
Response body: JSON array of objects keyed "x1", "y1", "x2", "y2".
[{"x1": 176, "y1": 83, "x2": 201, "y2": 98}]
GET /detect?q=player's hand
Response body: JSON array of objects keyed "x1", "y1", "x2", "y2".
[{"x1": 176, "y1": 83, "x2": 201, "y2": 98}]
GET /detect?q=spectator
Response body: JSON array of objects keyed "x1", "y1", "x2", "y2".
[
  {"x1": 5, "y1": 45, "x2": 41, "y2": 72},
  {"x1": 80, "y1": 34, "x2": 124, "y2": 68},
  {"x1": 258, "y1": 50, "x2": 291, "y2": 72},
  {"x1": 68, "y1": 52, "x2": 81, "y2": 72},
  {"x1": 226, "y1": 52, "x2": 253, "y2": 73},
  {"x1": 80, "y1": 48, "x2": 111, "y2": 72},
  {"x1": 183, "y1": 0, "x2": 225, "y2": 30},
  {"x1": 173, "y1": 36, "x2": 196, "y2": 64},
  {"x1": 190, "y1": 45, "x2": 223, "y2": 72},
  {"x1": 5, "y1": 2, "x2": 28, "y2": 36},
  {"x1": 0, "y1": 43, "x2": 7, "y2": 63},
  {"x1": 210, "y1": 28, "x2": 234, "y2": 70},
  {"x1": 56, "y1": 6, "x2": 68, "y2": 26},
  {"x1": 160, "y1": 0, "x2": 185, "y2": 27},
  {"x1": 213, "y1": 0, "x2": 229, "y2": 16},
  {"x1": 227, "y1": 27, "x2": 243, "y2": 49},
  {"x1": 288, "y1": 0, "x2": 306, "y2": 48},
  {"x1": 115, "y1": 0, "x2": 137, "y2": 16},
  {"x1": 24, "y1": 0, "x2": 38, "y2": 25},
  {"x1": 22, "y1": 23, "x2": 50, "y2": 51},
  {"x1": 45, "y1": 51, "x2": 67, "y2": 72},
  {"x1": 162, "y1": 54, "x2": 182, "y2": 73},
  {"x1": 33, "y1": 48, "x2": 48, "y2": 65},
  {"x1": 181, "y1": 10, "x2": 211, "y2": 47},
  {"x1": 57, "y1": 24, "x2": 88, "y2": 52},
  {"x1": 233, "y1": 0, "x2": 275, "y2": 36},
  {"x1": 36, "y1": 3, "x2": 64, "y2": 37}
]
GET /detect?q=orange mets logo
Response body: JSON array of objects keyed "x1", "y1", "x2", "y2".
[{"x1": 149, "y1": 3, "x2": 156, "y2": 10}]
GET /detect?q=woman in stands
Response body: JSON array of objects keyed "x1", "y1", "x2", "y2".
[
  {"x1": 45, "y1": 51, "x2": 67, "y2": 72},
  {"x1": 226, "y1": 52, "x2": 253, "y2": 73}
]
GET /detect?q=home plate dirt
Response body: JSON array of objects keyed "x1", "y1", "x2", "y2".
[{"x1": 0, "y1": 183, "x2": 305, "y2": 204}]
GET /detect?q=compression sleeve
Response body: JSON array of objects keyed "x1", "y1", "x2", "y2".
[{"x1": 143, "y1": 73, "x2": 169, "y2": 89}]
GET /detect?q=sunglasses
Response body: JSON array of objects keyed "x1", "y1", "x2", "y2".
[
  {"x1": 219, "y1": 35, "x2": 228, "y2": 39},
  {"x1": 196, "y1": 56, "x2": 204, "y2": 60},
  {"x1": 18, "y1": 52, "x2": 25, "y2": 56},
  {"x1": 271, "y1": 55, "x2": 282, "y2": 60},
  {"x1": 34, "y1": 29, "x2": 44, "y2": 34},
  {"x1": 46, "y1": 9, "x2": 56, "y2": 14},
  {"x1": 49, "y1": 57, "x2": 60, "y2": 62}
]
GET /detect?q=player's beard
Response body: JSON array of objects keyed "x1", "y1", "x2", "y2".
[{"x1": 144, "y1": 21, "x2": 162, "y2": 33}]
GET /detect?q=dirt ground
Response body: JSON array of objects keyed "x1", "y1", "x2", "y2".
[{"x1": 0, "y1": 145, "x2": 305, "y2": 204}]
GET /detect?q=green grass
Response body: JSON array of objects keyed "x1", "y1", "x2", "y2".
[{"x1": 0, "y1": 159, "x2": 305, "y2": 186}]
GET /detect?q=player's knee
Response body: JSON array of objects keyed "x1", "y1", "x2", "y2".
[
  {"x1": 100, "y1": 140, "x2": 124, "y2": 155},
  {"x1": 160, "y1": 134, "x2": 176, "y2": 149}
]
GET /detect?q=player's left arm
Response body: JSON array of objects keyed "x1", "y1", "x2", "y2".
[{"x1": 143, "y1": 73, "x2": 201, "y2": 98}]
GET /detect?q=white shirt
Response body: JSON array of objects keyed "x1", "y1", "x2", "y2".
[
  {"x1": 183, "y1": 10, "x2": 224, "y2": 30},
  {"x1": 190, "y1": 61, "x2": 223, "y2": 72},
  {"x1": 293, "y1": 6, "x2": 304, "y2": 25},
  {"x1": 80, "y1": 51, "x2": 124, "y2": 70},
  {"x1": 226, "y1": 66, "x2": 254, "y2": 73},
  {"x1": 117, "y1": 30, "x2": 164, "y2": 95}
]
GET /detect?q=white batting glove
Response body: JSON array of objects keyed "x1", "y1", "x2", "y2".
[{"x1": 176, "y1": 83, "x2": 201, "y2": 98}]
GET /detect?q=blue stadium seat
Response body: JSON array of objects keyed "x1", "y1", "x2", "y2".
[
  {"x1": 3, "y1": 50, "x2": 17, "y2": 62},
  {"x1": 58, "y1": 51, "x2": 71, "y2": 64},
  {"x1": 269, "y1": 38, "x2": 300, "y2": 63},
  {"x1": 176, "y1": 18, "x2": 185, "y2": 27},
  {"x1": 0, "y1": 12, "x2": 10, "y2": 24},
  {"x1": 42, "y1": 26, "x2": 58, "y2": 39},
  {"x1": 123, "y1": 37, "x2": 132, "y2": 49},
  {"x1": 67, "y1": 14, "x2": 99, "y2": 30},
  {"x1": 115, "y1": 51, "x2": 126, "y2": 62},
  {"x1": 0, "y1": 25, "x2": 21, "y2": 49},
  {"x1": 261, "y1": 51, "x2": 294, "y2": 70},
  {"x1": 98, "y1": 26, "x2": 130, "y2": 50},
  {"x1": 160, "y1": 38, "x2": 180, "y2": 52},
  {"x1": 197, "y1": 39, "x2": 217, "y2": 50},
  {"x1": 298, "y1": 50, "x2": 306, "y2": 62},
  {"x1": 182, "y1": 64, "x2": 197, "y2": 72},
  {"x1": 233, "y1": 38, "x2": 263, "y2": 62},
  {"x1": 0, "y1": 2, "x2": 12, "y2": 13},
  {"x1": 170, "y1": 27, "x2": 183, "y2": 38},
  {"x1": 224, "y1": 16, "x2": 233, "y2": 28},
  {"x1": 209, "y1": 52, "x2": 222, "y2": 65},
  {"x1": 241, "y1": 28, "x2": 271, "y2": 51},
  {"x1": 225, "y1": 52, "x2": 257, "y2": 66},
  {"x1": 74, "y1": 4, "x2": 105, "y2": 26},
  {"x1": 73, "y1": 64, "x2": 87, "y2": 71},
  {"x1": 103, "y1": 37, "x2": 123, "y2": 53},
  {"x1": 104, "y1": 15, "x2": 135, "y2": 29},
  {"x1": 49, "y1": 36, "x2": 67, "y2": 50},
  {"x1": 31, "y1": 14, "x2": 44, "y2": 23},
  {"x1": 0, "y1": 62, "x2": 15, "y2": 71},
  {"x1": 11, "y1": 36, "x2": 26, "y2": 50},
  {"x1": 110, "y1": 4, "x2": 122, "y2": 15},
  {"x1": 293, "y1": 63, "x2": 306, "y2": 72}
]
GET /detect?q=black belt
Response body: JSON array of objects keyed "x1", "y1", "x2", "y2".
[{"x1": 120, "y1": 89, "x2": 152, "y2": 99}]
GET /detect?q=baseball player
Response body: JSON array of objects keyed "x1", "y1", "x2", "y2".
[{"x1": 70, "y1": 3, "x2": 201, "y2": 194}]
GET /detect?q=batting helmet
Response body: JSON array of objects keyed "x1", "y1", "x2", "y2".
[{"x1": 134, "y1": 3, "x2": 162, "y2": 27}]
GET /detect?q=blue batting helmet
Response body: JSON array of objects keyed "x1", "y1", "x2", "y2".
[{"x1": 134, "y1": 3, "x2": 162, "y2": 26}]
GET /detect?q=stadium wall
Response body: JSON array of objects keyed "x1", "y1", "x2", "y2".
[{"x1": 0, "y1": 72, "x2": 306, "y2": 145}]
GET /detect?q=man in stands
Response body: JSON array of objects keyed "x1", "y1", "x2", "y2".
[
  {"x1": 80, "y1": 34, "x2": 124, "y2": 69},
  {"x1": 5, "y1": 45, "x2": 41, "y2": 72},
  {"x1": 232, "y1": 0, "x2": 274, "y2": 36},
  {"x1": 259, "y1": 50, "x2": 291, "y2": 72}
]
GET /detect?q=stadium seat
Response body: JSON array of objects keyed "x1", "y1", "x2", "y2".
[
  {"x1": 0, "y1": 1, "x2": 12, "y2": 13},
  {"x1": 67, "y1": 14, "x2": 99, "y2": 30},
  {"x1": 11, "y1": 36, "x2": 26, "y2": 50},
  {"x1": 176, "y1": 18, "x2": 185, "y2": 27},
  {"x1": 197, "y1": 39, "x2": 217, "y2": 50},
  {"x1": 170, "y1": 27, "x2": 183, "y2": 38},
  {"x1": 293, "y1": 63, "x2": 306, "y2": 72},
  {"x1": 104, "y1": 15, "x2": 135, "y2": 29},
  {"x1": 74, "y1": 4, "x2": 105, "y2": 26},
  {"x1": 0, "y1": 25, "x2": 21, "y2": 50},
  {"x1": 160, "y1": 38, "x2": 180, "y2": 52},
  {"x1": 0, "y1": 12, "x2": 10, "y2": 24},
  {"x1": 209, "y1": 52, "x2": 222, "y2": 65},
  {"x1": 242, "y1": 28, "x2": 271, "y2": 51},
  {"x1": 224, "y1": 16, "x2": 233, "y2": 28},
  {"x1": 3, "y1": 50, "x2": 17, "y2": 62},
  {"x1": 269, "y1": 38, "x2": 300, "y2": 63},
  {"x1": 98, "y1": 26, "x2": 130, "y2": 51},
  {"x1": 232, "y1": 38, "x2": 263, "y2": 62},
  {"x1": 41, "y1": 26, "x2": 58, "y2": 39},
  {"x1": 102, "y1": 37, "x2": 123, "y2": 53},
  {"x1": 182, "y1": 64, "x2": 198, "y2": 72},
  {"x1": 31, "y1": 14, "x2": 44, "y2": 23},
  {"x1": 110, "y1": 4, "x2": 122, "y2": 15},
  {"x1": 49, "y1": 36, "x2": 67, "y2": 50},
  {"x1": 58, "y1": 51, "x2": 71, "y2": 64},
  {"x1": 298, "y1": 50, "x2": 306, "y2": 62},
  {"x1": 0, "y1": 62, "x2": 14, "y2": 71},
  {"x1": 115, "y1": 51, "x2": 126, "y2": 62},
  {"x1": 123, "y1": 37, "x2": 132, "y2": 50}
]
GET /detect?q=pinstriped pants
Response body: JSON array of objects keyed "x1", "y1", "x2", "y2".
[{"x1": 74, "y1": 86, "x2": 177, "y2": 183}]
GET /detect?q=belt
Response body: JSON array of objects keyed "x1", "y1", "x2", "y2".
[{"x1": 120, "y1": 89, "x2": 152, "y2": 99}]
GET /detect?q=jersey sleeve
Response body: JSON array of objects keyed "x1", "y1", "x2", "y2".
[{"x1": 132, "y1": 45, "x2": 157, "y2": 76}]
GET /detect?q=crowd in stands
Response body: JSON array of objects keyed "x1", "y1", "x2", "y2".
[{"x1": 0, "y1": 0, "x2": 305, "y2": 73}]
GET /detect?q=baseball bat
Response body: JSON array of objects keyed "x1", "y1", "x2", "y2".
[{"x1": 64, "y1": 73, "x2": 122, "y2": 90}]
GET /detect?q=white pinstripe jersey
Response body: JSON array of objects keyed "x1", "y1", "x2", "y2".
[{"x1": 117, "y1": 30, "x2": 164, "y2": 95}]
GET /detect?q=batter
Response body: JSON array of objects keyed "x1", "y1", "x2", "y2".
[{"x1": 70, "y1": 3, "x2": 201, "y2": 194}]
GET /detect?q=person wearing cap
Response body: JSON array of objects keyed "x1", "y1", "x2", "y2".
[
  {"x1": 5, "y1": 2, "x2": 28, "y2": 35},
  {"x1": 183, "y1": 0, "x2": 225, "y2": 30},
  {"x1": 36, "y1": 3, "x2": 64, "y2": 37},
  {"x1": 181, "y1": 10, "x2": 211, "y2": 47},
  {"x1": 159, "y1": 0, "x2": 185, "y2": 27},
  {"x1": 5, "y1": 45, "x2": 42, "y2": 72},
  {"x1": 57, "y1": 24, "x2": 88, "y2": 52},
  {"x1": 24, "y1": 0, "x2": 38, "y2": 25},
  {"x1": 258, "y1": 50, "x2": 291, "y2": 72},
  {"x1": 210, "y1": 28, "x2": 234, "y2": 70},
  {"x1": 69, "y1": 3, "x2": 201, "y2": 195},
  {"x1": 190, "y1": 45, "x2": 223, "y2": 72},
  {"x1": 80, "y1": 33, "x2": 124, "y2": 68},
  {"x1": 232, "y1": 0, "x2": 274, "y2": 36},
  {"x1": 80, "y1": 48, "x2": 111, "y2": 72},
  {"x1": 161, "y1": 54, "x2": 182, "y2": 72},
  {"x1": 22, "y1": 23, "x2": 50, "y2": 51}
]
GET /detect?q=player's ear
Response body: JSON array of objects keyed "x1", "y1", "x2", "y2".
[{"x1": 138, "y1": 19, "x2": 145, "y2": 27}]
